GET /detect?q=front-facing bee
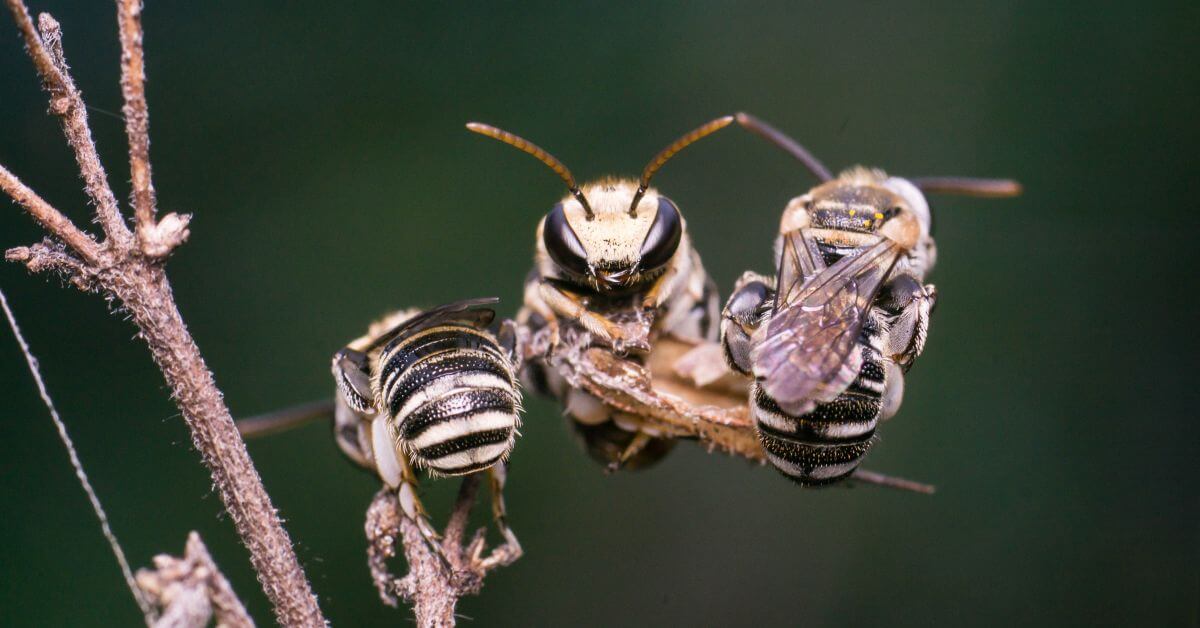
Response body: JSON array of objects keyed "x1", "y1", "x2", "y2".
[
  {"x1": 468, "y1": 118, "x2": 732, "y2": 471},
  {"x1": 722, "y1": 113, "x2": 1022, "y2": 485},
  {"x1": 466, "y1": 117, "x2": 731, "y2": 353}
]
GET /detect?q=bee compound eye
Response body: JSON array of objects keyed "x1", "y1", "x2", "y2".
[
  {"x1": 725, "y1": 280, "x2": 772, "y2": 324},
  {"x1": 542, "y1": 202, "x2": 590, "y2": 276},
  {"x1": 638, "y1": 197, "x2": 683, "y2": 271}
]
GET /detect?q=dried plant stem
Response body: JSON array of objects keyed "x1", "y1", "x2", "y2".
[
  {"x1": 2, "y1": 2, "x2": 324, "y2": 625},
  {"x1": 367, "y1": 475, "x2": 515, "y2": 627},
  {"x1": 0, "y1": 286, "x2": 157, "y2": 624},
  {"x1": 8, "y1": 4, "x2": 130, "y2": 248},
  {"x1": 137, "y1": 532, "x2": 255, "y2": 628},
  {"x1": 116, "y1": 0, "x2": 156, "y2": 235}
]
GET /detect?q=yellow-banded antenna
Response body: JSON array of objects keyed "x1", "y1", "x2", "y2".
[
  {"x1": 630, "y1": 115, "x2": 735, "y2": 216},
  {"x1": 910, "y1": 177, "x2": 1023, "y2": 198},
  {"x1": 467, "y1": 122, "x2": 595, "y2": 219}
]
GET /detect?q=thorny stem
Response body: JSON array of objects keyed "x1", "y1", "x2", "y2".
[{"x1": 2, "y1": 2, "x2": 324, "y2": 625}]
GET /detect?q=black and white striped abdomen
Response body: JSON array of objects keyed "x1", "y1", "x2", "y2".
[
  {"x1": 752, "y1": 322, "x2": 888, "y2": 485},
  {"x1": 377, "y1": 323, "x2": 520, "y2": 476}
]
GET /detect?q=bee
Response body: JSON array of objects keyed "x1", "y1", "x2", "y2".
[
  {"x1": 550, "y1": 327, "x2": 937, "y2": 493},
  {"x1": 722, "y1": 112, "x2": 1022, "y2": 485},
  {"x1": 240, "y1": 298, "x2": 523, "y2": 564},
  {"x1": 467, "y1": 118, "x2": 732, "y2": 471}
]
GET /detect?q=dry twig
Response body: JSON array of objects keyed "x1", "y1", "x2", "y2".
[
  {"x1": 366, "y1": 477, "x2": 519, "y2": 627},
  {"x1": 2, "y1": 2, "x2": 323, "y2": 624},
  {"x1": 136, "y1": 532, "x2": 255, "y2": 628}
]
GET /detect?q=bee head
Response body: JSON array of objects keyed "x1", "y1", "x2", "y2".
[
  {"x1": 467, "y1": 116, "x2": 733, "y2": 292},
  {"x1": 736, "y1": 112, "x2": 1019, "y2": 252},
  {"x1": 539, "y1": 180, "x2": 682, "y2": 290},
  {"x1": 779, "y1": 168, "x2": 926, "y2": 251}
]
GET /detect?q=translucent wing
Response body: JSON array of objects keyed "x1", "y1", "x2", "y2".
[
  {"x1": 362, "y1": 297, "x2": 499, "y2": 353},
  {"x1": 774, "y1": 229, "x2": 825, "y2": 309},
  {"x1": 752, "y1": 238, "x2": 902, "y2": 415}
]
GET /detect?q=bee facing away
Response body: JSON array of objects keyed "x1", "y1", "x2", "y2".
[
  {"x1": 329, "y1": 298, "x2": 523, "y2": 562},
  {"x1": 236, "y1": 299, "x2": 524, "y2": 571},
  {"x1": 722, "y1": 113, "x2": 1022, "y2": 485},
  {"x1": 468, "y1": 118, "x2": 732, "y2": 472}
]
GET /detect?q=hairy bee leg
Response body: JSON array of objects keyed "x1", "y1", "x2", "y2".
[
  {"x1": 604, "y1": 430, "x2": 654, "y2": 474},
  {"x1": 370, "y1": 416, "x2": 452, "y2": 570},
  {"x1": 639, "y1": 265, "x2": 679, "y2": 312},
  {"x1": 719, "y1": 272, "x2": 776, "y2": 375},
  {"x1": 332, "y1": 346, "x2": 376, "y2": 414},
  {"x1": 522, "y1": 276, "x2": 561, "y2": 348},
  {"x1": 333, "y1": 396, "x2": 373, "y2": 469},
  {"x1": 497, "y1": 318, "x2": 525, "y2": 372},
  {"x1": 478, "y1": 463, "x2": 523, "y2": 570},
  {"x1": 330, "y1": 345, "x2": 381, "y2": 469},
  {"x1": 538, "y1": 281, "x2": 632, "y2": 347},
  {"x1": 397, "y1": 458, "x2": 455, "y2": 572},
  {"x1": 881, "y1": 275, "x2": 935, "y2": 370},
  {"x1": 880, "y1": 361, "x2": 906, "y2": 421}
]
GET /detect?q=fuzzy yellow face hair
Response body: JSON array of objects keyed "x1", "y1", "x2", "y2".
[
  {"x1": 556, "y1": 179, "x2": 666, "y2": 269},
  {"x1": 466, "y1": 117, "x2": 730, "y2": 289}
]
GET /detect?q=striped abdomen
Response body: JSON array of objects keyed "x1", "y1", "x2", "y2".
[
  {"x1": 377, "y1": 323, "x2": 520, "y2": 476},
  {"x1": 752, "y1": 318, "x2": 887, "y2": 485}
]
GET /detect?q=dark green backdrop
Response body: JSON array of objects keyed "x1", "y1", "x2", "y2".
[{"x1": 2, "y1": 2, "x2": 1196, "y2": 626}]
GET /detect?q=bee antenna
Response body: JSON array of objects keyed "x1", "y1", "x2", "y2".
[
  {"x1": 467, "y1": 122, "x2": 595, "y2": 219},
  {"x1": 910, "y1": 177, "x2": 1023, "y2": 198},
  {"x1": 630, "y1": 115, "x2": 735, "y2": 216},
  {"x1": 734, "y1": 112, "x2": 834, "y2": 183},
  {"x1": 851, "y1": 469, "x2": 936, "y2": 494}
]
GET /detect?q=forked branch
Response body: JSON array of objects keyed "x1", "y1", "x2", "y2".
[
  {"x1": 136, "y1": 532, "x2": 255, "y2": 628},
  {"x1": 2, "y1": 1, "x2": 323, "y2": 625},
  {"x1": 366, "y1": 476, "x2": 519, "y2": 627}
]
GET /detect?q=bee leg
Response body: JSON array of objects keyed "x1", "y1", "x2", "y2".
[
  {"x1": 496, "y1": 318, "x2": 525, "y2": 372},
  {"x1": 538, "y1": 281, "x2": 643, "y2": 351},
  {"x1": 639, "y1": 265, "x2": 679, "y2": 313},
  {"x1": 522, "y1": 276, "x2": 561, "y2": 349},
  {"x1": 333, "y1": 396, "x2": 374, "y2": 469},
  {"x1": 477, "y1": 463, "x2": 523, "y2": 570},
  {"x1": 370, "y1": 416, "x2": 452, "y2": 571},
  {"x1": 719, "y1": 272, "x2": 776, "y2": 376},
  {"x1": 881, "y1": 276, "x2": 936, "y2": 370},
  {"x1": 880, "y1": 361, "x2": 906, "y2": 421},
  {"x1": 332, "y1": 346, "x2": 377, "y2": 414},
  {"x1": 397, "y1": 461, "x2": 454, "y2": 572},
  {"x1": 604, "y1": 430, "x2": 653, "y2": 474}
]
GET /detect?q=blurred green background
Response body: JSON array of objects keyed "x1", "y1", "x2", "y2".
[{"x1": 1, "y1": 2, "x2": 1196, "y2": 626}]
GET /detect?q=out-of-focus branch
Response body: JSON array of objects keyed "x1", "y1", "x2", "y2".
[
  {"x1": 136, "y1": 532, "x2": 254, "y2": 628},
  {"x1": 2, "y1": 2, "x2": 324, "y2": 625}
]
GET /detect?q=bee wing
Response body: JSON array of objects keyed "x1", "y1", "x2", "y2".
[
  {"x1": 774, "y1": 229, "x2": 826, "y2": 309},
  {"x1": 751, "y1": 239, "x2": 902, "y2": 415},
  {"x1": 362, "y1": 297, "x2": 499, "y2": 353}
]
